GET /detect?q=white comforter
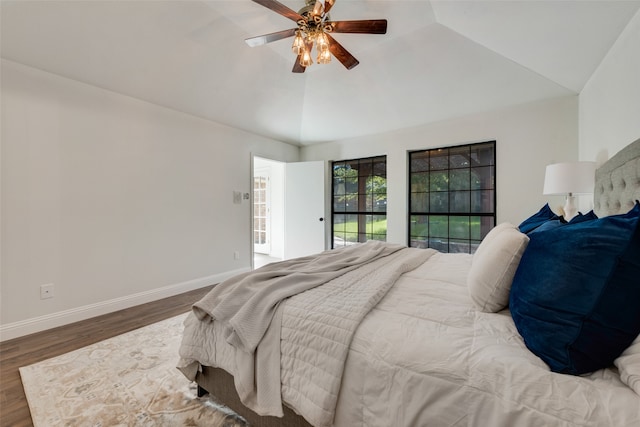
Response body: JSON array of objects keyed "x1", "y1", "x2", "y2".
[
  {"x1": 334, "y1": 252, "x2": 640, "y2": 427},
  {"x1": 180, "y1": 250, "x2": 640, "y2": 427}
]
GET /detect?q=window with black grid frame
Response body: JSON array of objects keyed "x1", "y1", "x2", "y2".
[
  {"x1": 332, "y1": 156, "x2": 387, "y2": 248},
  {"x1": 409, "y1": 141, "x2": 496, "y2": 253}
]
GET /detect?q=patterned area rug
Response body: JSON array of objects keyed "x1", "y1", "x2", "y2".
[{"x1": 20, "y1": 313, "x2": 248, "y2": 427}]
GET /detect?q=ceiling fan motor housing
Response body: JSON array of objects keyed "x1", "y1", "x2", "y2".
[{"x1": 297, "y1": 0, "x2": 330, "y2": 28}]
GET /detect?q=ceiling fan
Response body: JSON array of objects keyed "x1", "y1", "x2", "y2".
[{"x1": 245, "y1": 0, "x2": 387, "y2": 73}]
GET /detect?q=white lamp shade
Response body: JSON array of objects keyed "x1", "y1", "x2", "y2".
[{"x1": 543, "y1": 161, "x2": 596, "y2": 195}]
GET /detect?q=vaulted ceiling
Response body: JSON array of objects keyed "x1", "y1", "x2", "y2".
[{"x1": 2, "y1": 1, "x2": 639, "y2": 146}]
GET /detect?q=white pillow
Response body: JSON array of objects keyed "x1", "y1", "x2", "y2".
[
  {"x1": 468, "y1": 223, "x2": 529, "y2": 313},
  {"x1": 615, "y1": 334, "x2": 640, "y2": 395},
  {"x1": 472, "y1": 222, "x2": 513, "y2": 260}
]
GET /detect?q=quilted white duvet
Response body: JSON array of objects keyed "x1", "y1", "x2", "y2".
[{"x1": 179, "y1": 249, "x2": 640, "y2": 427}]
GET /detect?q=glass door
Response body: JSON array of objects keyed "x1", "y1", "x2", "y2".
[{"x1": 253, "y1": 169, "x2": 271, "y2": 254}]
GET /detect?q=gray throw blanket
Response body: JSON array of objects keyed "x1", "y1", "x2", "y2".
[{"x1": 192, "y1": 240, "x2": 405, "y2": 354}]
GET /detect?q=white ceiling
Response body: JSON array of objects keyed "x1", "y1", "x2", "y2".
[{"x1": 2, "y1": 1, "x2": 639, "y2": 146}]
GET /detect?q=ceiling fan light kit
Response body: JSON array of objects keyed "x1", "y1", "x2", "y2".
[{"x1": 246, "y1": 0, "x2": 387, "y2": 73}]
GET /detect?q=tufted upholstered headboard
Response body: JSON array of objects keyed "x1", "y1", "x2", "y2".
[{"x1": 593, "y1": 137, "x2": 640, "y2": 217}]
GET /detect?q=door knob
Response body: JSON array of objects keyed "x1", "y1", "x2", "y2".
[{"x1": 319, "y1": 217, "x2": 324, "y2": 222}]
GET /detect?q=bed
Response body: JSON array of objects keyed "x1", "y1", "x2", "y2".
[{"x1": 178, "y1": 137, "x2": 640, "y2": 427}]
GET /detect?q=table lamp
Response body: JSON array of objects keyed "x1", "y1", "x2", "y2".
[{"x1": 543, "y1": 161, "x2": 596, "y2": 221}]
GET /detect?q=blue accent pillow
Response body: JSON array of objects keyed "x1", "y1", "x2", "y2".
[
  {"x1": 510, "y1": 201, "x2": 640, "y2": 375},
  {"x1": 518, "y1": 204, "x2": 559, "y2": 234},
  {"x1": 528, "y1": 210, "x2": 598, "y2": 235},
  {"x1": 527, "y1": 218, "x2": 565, "y2": 234},
  {"x1": 568, "y1": 210, "x2": 598, "y2": 224}
]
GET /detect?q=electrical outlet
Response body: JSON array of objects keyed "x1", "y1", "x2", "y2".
[
  {"x1": 234, "y1": 251, "x2": 240, "y2": 260},
  {"x1": 40, "y1": 283, "x2": 55, "y2": 299}
]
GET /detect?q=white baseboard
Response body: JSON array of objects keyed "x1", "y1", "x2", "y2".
[{"x1": 0, "y1": 268, "x2": 249, "y2": 342}]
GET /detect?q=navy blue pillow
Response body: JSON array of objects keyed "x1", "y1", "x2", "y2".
[
  {"x1": 568, "y1": 210, "x2": 598, "y2": 224},
  {"x1": 528, "y1": 210, "x2": 597, "y2": 235},
  {"x1": 527, "y1": 218, "x2": 565, "y2": 234},
  {"x1": 518, "y1": 204, "x2": 559, "y2": 234},
  {"x1": 510, "y1": 202, "x2": 640, "y2": 375}
]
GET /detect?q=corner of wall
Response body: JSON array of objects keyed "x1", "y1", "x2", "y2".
[{"x1": 579, "y1": 8, "x2": 640, "y2": 162}]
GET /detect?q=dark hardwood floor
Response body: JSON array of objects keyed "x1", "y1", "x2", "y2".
[{"x1": 0, "y1": 285, "x2": 214, "y2": 427}]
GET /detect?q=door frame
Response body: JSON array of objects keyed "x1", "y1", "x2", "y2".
[
  {"x1": 251, "y1": 155, "x2": 286, "y2": 269},
  {"x1": 250, "y1": 155, "x2": 329, "y2": 268}
]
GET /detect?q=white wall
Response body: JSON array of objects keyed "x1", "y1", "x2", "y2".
[
  {"x1": 579, "y1": 9, "x2": 640, "y2": 163},
  {"x1": 301, "y1": 96, "x2": 579, "y2": 245},
  {"x1": 0, "y1": 59, "x2": 299, "y2": 339}
]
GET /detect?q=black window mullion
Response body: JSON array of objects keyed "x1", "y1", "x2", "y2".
[
  {"x1": 332, "y1": 156, "x2": 387, "y2": 249},
  {"x1": 408, "y1": 141, "x2": 495, "y2": 254}
]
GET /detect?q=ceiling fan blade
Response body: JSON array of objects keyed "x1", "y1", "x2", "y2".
[
  {"x1": 292, "y1": 56, "x2": 306, "y2": 73},
  {"x1": 250, "y1": 0, "x2": 305, "y2": 23},
  {"x1": 245, "y1": 28, "x2": 297, "y2": 47},
  {"x1": 326, "y1": 33, "x2": 359, "y2": 70},
  {"x1": 324, "y1": 0, "x2": 336, "y2": 15},
  {"x1": 329, "y1": 19, "x2": 387, "y2": 34}
]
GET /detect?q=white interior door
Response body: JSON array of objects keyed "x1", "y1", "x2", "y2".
[{"x1": 284, "y1": 161, "x2": 326, "y2": 259}]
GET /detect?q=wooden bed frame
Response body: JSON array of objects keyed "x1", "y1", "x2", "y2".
[
  {"x1": 195, "y1": 137, "x2": 640, "y2": 427},
  {"x1": 196, "y1": 366, "x2": 312, "y2": 427}
]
